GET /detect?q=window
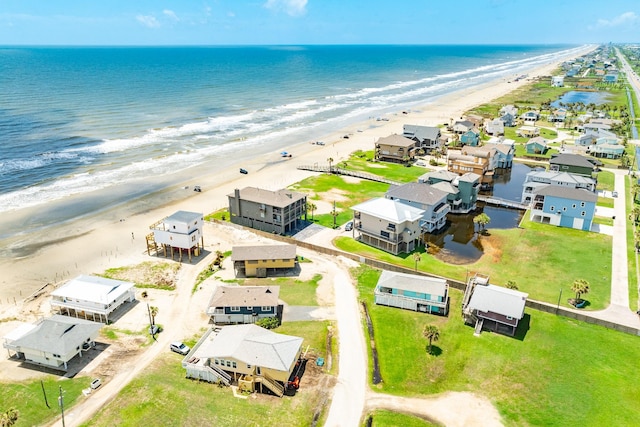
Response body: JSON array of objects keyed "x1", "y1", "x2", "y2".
[
  {"x1": 563, "y1": 207, "x2": 567, "y2": 212},
  {"x1": 580, "y1": 202, "x2": 585, "y2": 207},
  {"x1": 232, "y1": 362, "x2": 237, "y2": 369},
  {"x1": 581, "y1": 211, "x2": 586, "y2": 216},
  {"x1": 550, "y1": 206, "x2": 555, "y2": 212},
  {"x1": 226, "y1": 361, "x2": 231, "y2": 367},
  {"x1": 262, "y1": 306, "x2": 272, "y2": 312},
  {"x1": 247, "y1": 306, "x2": 253, "y2": 310},
  {"x1": 214, "y1": 359, "x2": 219, "y2": 365},
  {"x1": 230, "y1": 306, "x2": 240, "y2": 312},
  {"x1": 572, "y1": 204, "x2": 576, "y2": 209},
  {"x1": 387, "y1": 223, "x2": 396, "y2": 230},
  {"x1": 506, "y1": 316, "x2": 513, "y2": 320},
  {"x1": 380, "y1": 230, "x2": 390, "y2": 238}
]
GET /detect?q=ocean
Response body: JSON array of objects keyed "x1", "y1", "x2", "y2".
[{"x1": 0, "y1": 44, "x2": 584, "y2": 241}]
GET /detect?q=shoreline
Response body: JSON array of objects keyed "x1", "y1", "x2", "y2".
[{"x1": 0, "y1": 45, "x2": 595, "y2": 308}]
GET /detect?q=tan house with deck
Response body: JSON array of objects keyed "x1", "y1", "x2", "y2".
[
  {"x1": 232, "y1": 244, "x2": 297, "y2": 277},
  {"x1": 374, "y1": 134, "x2": 418, "y2": 163}
]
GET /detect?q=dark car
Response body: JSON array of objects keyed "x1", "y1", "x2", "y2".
[
  {"x1": 345, "y1": 221, "x2": 353, "y2": 231},
  {"x1": 239, "y1": 168, "x2": 248, "y2": 174}
]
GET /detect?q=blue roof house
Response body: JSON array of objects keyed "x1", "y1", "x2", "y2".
[
  {"x1": 460, "y1": 129, "x2": 480, "y2": 146},
  {"x1": 529, "y1": 186, "x2": 597, "y2": 231}
]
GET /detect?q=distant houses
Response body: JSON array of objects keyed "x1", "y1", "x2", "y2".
[
  {"x1": 374, "y1": 270, "x2": 449, "y2": 315},
  {"x1": 227, "y1": 187, "x2": 307, "y2": 235},
  {"x1": 462, "y1": 274, "x2": 528, "y2": 337}
]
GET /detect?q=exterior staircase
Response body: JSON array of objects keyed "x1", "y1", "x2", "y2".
[
  {"x1": 206, "y1": 364, "x2": 231, "y2": 385},
  {"x1": 256, "y1": 371, "x2": 284, "y2": 397},
  {"x1": 474, "y1": 318, "x2": 484, "y2": 336}
]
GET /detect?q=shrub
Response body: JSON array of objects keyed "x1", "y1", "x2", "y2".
[{"x1": 255, "y1": 317, "x2": 280, "y2": 329}]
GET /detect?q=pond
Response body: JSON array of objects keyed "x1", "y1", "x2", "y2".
[
  {"x1": 425, "y1": 163, "x2": 537, "y2": 265},
  {"x1": 551, "y1": 90, "x2": 610, "y2": 108}
]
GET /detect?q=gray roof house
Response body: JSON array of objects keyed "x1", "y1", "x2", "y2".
[
  {"x1": 386, "y1": 182, "x2": 450, "y2": 233},
  {"x1": 374, "y1": 270, "x2": 449, "y2": 315},
  {"x1": 462, "y1": 274, "x2": 528, "y2": 337},
  {"x1": 183, "y1": 324, "x2": 303, "y2": 396},
  {"x1": 3, "y1": 315, "x2": 102, "y2": 370},
  {"x1": 403, "y1": 124, "x2": 442, "y2": 153},
  {"x1": 206, "y1": 285, "x2": 282, "y2": 325}
]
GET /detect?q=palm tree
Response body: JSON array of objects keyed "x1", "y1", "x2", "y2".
[
  {"x1": 307, "y1": 202, "x2": 317, "y2": 221},
  {"x1": 630, "y1": 206, "x2": 640, "y2": 225},
  {"x1": 473, "y1": 213, "x2": 491, "y2": 233},
  {"x1": 327, "y1": 157, "x2": 334, "y2": 172},
  {"x1": 1, "y1": 408, "x2": 19, "y2": 427},
  {"x1": 150, "y1": 306, "x2": 159, "y2": 325},
  {"x1": 423, "y1": 325, "x2": 440, "y2": 355},
  {"x1": 571, "y1": 279, "x2": 590, "y2": 303},
  {"x1": 506, "y1": 280, "x2": 518, "y2": 290},
  {"x1": 412, "y1": 252, "x2": 422, "y2": 271}
]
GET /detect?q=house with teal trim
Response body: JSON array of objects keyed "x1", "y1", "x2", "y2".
[
  {"x1": 525, "y1": 137, "x2": 548, "y2": 155},
  {"x1": 385, "y1": 182, "x2": 450, "y2": 233},
  {"x1": 374, "y1": 270, "x2": 449, "y2": 315},
  {"x1": 588, "y1": 142, "x2": 625, "y2": 159},
  {"x1": 529, "y1": 186, "x2": 597, "y2": 231},
  {"x1": 460, "y1": 129, "x2": 480, "y2": 146},
  {"x1": 419, "y1": 170, "x2": 480, "y2": 214}
]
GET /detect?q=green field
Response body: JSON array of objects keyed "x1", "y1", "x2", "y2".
[
  {"x1": 364, "y1": 410, "x2": 439, "y2": 427},
  {"x1": 355, "y1": 265, "x2": 640, "y2": 427},
  {"x1": 243, "y1": 274, "x2": 323, "y2": 306}
]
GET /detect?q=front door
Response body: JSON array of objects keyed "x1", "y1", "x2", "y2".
[{"x1": 256, "y1": 366, "x2": 262, "y2": 376}]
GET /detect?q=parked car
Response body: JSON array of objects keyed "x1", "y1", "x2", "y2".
[
  {"x1": 315, "y1": 141, "x2": 325, "y2": 145},
  {"x1": 90, "y1": 378, "x2": 102, "y2": 390},
  {"x1": 612, "y1": 191, "x2": 618, "y2": 198},
  {"x1": 345, "y1": 221, "x2": 353, "y2": 231},
  {"x1": 170, "y1": 341, "x2": 191, "y2": 355},
  {"x1": 193, "y1": 186, "x2": 202, "y2": 192},
  {"x1": 239, "y1": 168, "x2": 248, "y2": 174}
]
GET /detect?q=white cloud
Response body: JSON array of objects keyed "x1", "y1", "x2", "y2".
[
  {"x1": 163, "y1": 9, "x2": 179, "y2": 22},
  {"x1": 264, "y1": 0, "x2": 308, "y2": 17},
  {"x1": 592, "y1": 11, "x2": 638, "y2": 29},
  {"x1": 136, "y1": 14, "x2": 160, "y2": 28}
]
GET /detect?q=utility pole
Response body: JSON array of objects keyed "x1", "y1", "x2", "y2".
[{"x1": 58, "y1": 386, "x2": 66, "y2": 427}]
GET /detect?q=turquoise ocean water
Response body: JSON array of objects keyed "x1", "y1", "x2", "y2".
[{"x1": 0, "y1": 45, "x2": 584, "y2": 237}]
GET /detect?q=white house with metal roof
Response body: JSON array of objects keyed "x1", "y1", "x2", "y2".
[
  {"x1": 351, "y1": 197, "x2": 424, "y2": 255},
  {"x1": 50, "y1": 275, "x2": 136, "y2": 323},
  {"x1": 374, "y1": 270, "x2": 449, "y2": 315},
  {"x1": 462, "y1": 274, "x2": 528, "y2": 337},
  {"x1": 183, "y1": 324, "x2": 303, "y2": 397},
  {"x1": 149, "y1": 210, "x2": 204, "y2": 262},
  {"x1": 385, "y1": 182, "x2": 450, "y2": 233},
  {"x1": 2, "y1": 315, "x2": 102, "y2": 370}
]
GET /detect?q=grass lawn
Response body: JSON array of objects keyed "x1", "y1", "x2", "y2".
[
  {"x1": 626, "y1": 176, "x2": 639, "y2": 311},
  {"x1": 364, "y1": 410, "x2": 438, "y2": 427},
  {"x1": 596, "y1": 196, "x2": 614, "y2": 208},
  {"x1": 596, "y1": 170, "x2": 615, "y2": 192},
  {"x1": 337, "y1": 150, "x2": 429, "y2": 183},
  {"x1": 0, "y1": 376, "x2": 91, "y2": 426},
  {"x1": 593, "y1": 216, "x2": 614, "y2": 226},
  {"x1": 85, "y1": 321, "x2": 332, "y2": 427},
  {"x1": 277, "y1": 320, "x2": 332, "y2": 360},
  {"x1": 336, "y1": 214, "x2": 612, "y2": 309},
  {"x1": 243, "y1": 274, "x2": 323, "y2": 306},
  {"x1": 354, "y1": 265, "x2": 640, "y2": 427}
]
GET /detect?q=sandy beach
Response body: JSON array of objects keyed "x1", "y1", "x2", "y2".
[{"x1": 0, "y1": 45, "x2": 594, "y2": 314}]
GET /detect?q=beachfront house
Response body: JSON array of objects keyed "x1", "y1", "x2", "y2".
[
  {"x1": 484, "y1": 141, "x2": 515, "y2": 168},
  {"x1": 403, "y1": 124, "x2": 441, "y2": 154},
  {"x1": 462, "y1": 274, "x2": 528, "y2": 337},
  {"x1": 227, "y1": 187, "x2": 307, "y2": 235},
  {"x1": 374, "y1": 270, "x2": 449, "y2": 315},
  {"x1": 516, "y1": 125, "x2": 540, "y2": 138},
  {"x1": 183, "y1": 324, "x2": 303, "y2": 397},
  {"x1": 521, "y1": 170, "x2": 596, "y2": 204},
  {"x1": 459, "y1": 129, "x2": 480, "y2": 146},
  {"x1": 499, "y1": 105, "x2": 518, "y2": 118},
  {"x1": 549, "y1": 153, "x2": 595, "y2": 177},
  {"x1": 551, "y1": 76, "x2": 565, "y2": 87},
  {"x1": 484, "y1": 118, "x2": 504, "y2": 136},
  {"x1": 385, "y1": 182, "x2": 450, "y2": 233},
  {"x1": 206, "y1": 285, "x2": 282, "y2": 325},
  {"x1": 452, "y1": 119, "x2": 475, "y2": 134},
  {"x1": 50, "y1": 275, "x2": 136, "y2": 323},
  {"x1": 529, "y1": 186, "x2": 597, "y2": 231},
  {"x1": 2, "y1": 315, "x2": 102, "y2": 371},
  {"x1": 374, "y1": 134, "x2": 417, "y2": 164},
  {"x1": 419, "y1": 170, "x2": 480, "y2": 214},
  {"x1": 149, "y1": 210, "x2": 204, "y2": 262},
  {"x1": 351, "y1": 197, "x2": 424, "y2": 255},
  {"x1": 525, "y1": 137, "x2": 548, "y2": 155},
  {"x1": 232, "y1": 244, "x2": 297, "y2": 277},
  {"x1": 499, "y1": 113, "x2": 516, "y2": 128}
]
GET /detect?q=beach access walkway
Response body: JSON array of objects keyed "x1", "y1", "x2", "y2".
[{"x1": 297, "y1": 165, "x2": 401, "y2": 185}]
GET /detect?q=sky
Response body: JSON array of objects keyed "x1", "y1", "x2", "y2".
[{"x1": 0, "y1": 0, "x2": 639, "y2": 46}]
